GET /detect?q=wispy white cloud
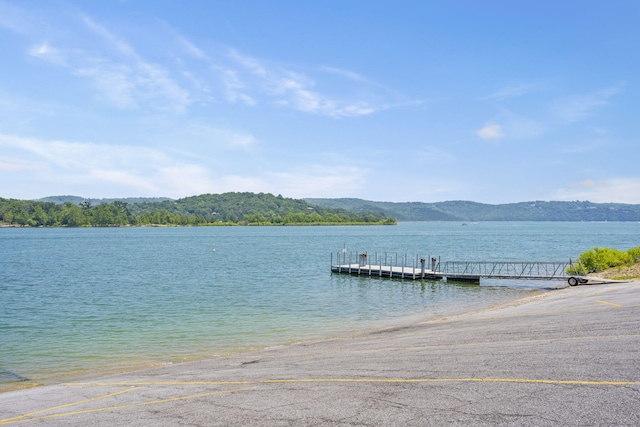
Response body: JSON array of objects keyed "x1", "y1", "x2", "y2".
[
  {"x1": 10, "y1": 10, "x2": 193, "y2": 113},
  {"x1": 188, "y1": 162, "x2": 368, "y2": 198},
  {"x1": 319, "y1": 66, "x2": 375, "y2": 84},
  {"x1": 28, "y1": 41, "x2": 66, "y2": 65},
  {"x1": 559, "y1": 139, "x2": 608, "y2": 154},
  {"x1": 227, "y1": 49, "x2": 387, "y2": 118},
  {"x1": 482, "y1": 82, "x2": 544, "y2": 101},
  {"x1": 552, "y1": 84, "x2": 624, "y2": 124},
  {"x1": 475, "y1": 123, "x2": 503, "y2": 140},
  {"x1": 216, "y1": 66, "x2": 256, "y2": 106},
  {"x1": 268, "y1": 164, "x2": 367, "y2": 198},
  {"x1": 173, "y1": 33, "x2": 209, "y2": 61},
  {"x1": 0, "y1": 128, "x2": 297, "y2": 199},
  {"x1": 554, "y1": 177, "x2": 640, "y2": 204},
  {"x1": 79, "y1": 16, "x2": 192, "y2": 112},
  {"x1": 0, "y1": 156, "x2": 41, "y2": 171},
  {"x1": 174, "y1": 122, "x2": 259, "y2": 150},
  {"x1": 0, "y1": 1, "x2": 45, "y2": 35},
  {"x1": 494, "y1": 109, "x2": 546, "y2": 140},
  {"x1": 3, "y1": 2, "x2": 406, "y2": 119},
  {"x1": 73, "y1": 61, "x2": 136, "y2": 108},
  {"x1": 415, "y1": 146, "x2": 456, "y2": 162},
  {"x1": 0, "y1": 132, "x2": 215, "y2": 197},
  {"x1": 479, "y1": 83, "x2": 623, "y2": 145}
]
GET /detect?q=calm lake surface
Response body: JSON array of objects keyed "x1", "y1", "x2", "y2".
[{"x1": 1, "y1": 221, "x2": 639, "y2": 389}]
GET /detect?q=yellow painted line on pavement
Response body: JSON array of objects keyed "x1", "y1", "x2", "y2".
[
  {"x1": 63, "y1": 377, "x2": 639, "y2": 388},
  {"x1": 65, "y1": 380, "x2": 255, "y2": 387},
  {"x1": 7, "y1": 376, "x2": 627, "y2": 424},
  {"x1": 594, "y1": 299, "x2": 622, "y2": 307},
  {"x1": 264, "y1": 377, "x2": 640, "y2": 386},
  {"x1": 0, "y1": 387, "x2": 138, "y2": 424},
  {"x1": 0, "y1": 387, "x2": 252, "y2": 425},
  {"x1": 57, "y1": 333, "x2": 640, "y2": 372},
  {"x1": 584, "y1": 284, "x2": 635, "y2": 297},
  {"x1": 259, "y1": 330, "x2": 640, "y2": 360},
  {"x1": 344, "y1": 333, "x2": 640, "y2": 354},
  {"x1": 437, "y1": 305, "x2": 611, "y2": 322}
]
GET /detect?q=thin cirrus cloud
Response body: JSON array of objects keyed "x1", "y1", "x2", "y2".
[
  {"x1": 0, "y1": 1, "x2": 45, "y2": 35},
  {"x1": 0, "y1": 128, "x2": 344, "y2": 199},
  {"x1": 554, "y1": 178, "x2": 640, "y2": 204},
  {"x1": 226, "y1": 49, "x2": 383, "y2": 118},
  {"x1": 28, "y1": 41, "x2": 66, "y2": 66},
  {"x1": 215, "y1": 66, "x2": 257, "y2": 106},
  {"x1": 481, "y1": 82, "x2": 544, "y2": 102},
  {"x1": 23, "y1": 16, "x2": 193, "y2": 112},
  {"x1": 268, "y1": 164, "x2": 367, "y2": 198},
  {"x1": 3, "y1": 2, "x2": 400, "y2": 119},
  {"x1": 187, "y1": 164, "x2": 368, "y2": 199},
  {"x1": 475, "y1": 123, "x2": 504, "y2": 140},
  {"x1": 552, "y1": 84, "x2": 624, "y2": 124},
  {"x1": 476, "y1": 83, "x2": 622, "y2": 143},
  {"x1": 0, "y1": 132, "x2": 172, "y2": 171},
  {"x1": 0, "y1": 157, "x2": 40, "y2": 172},
  {"x1": 0, "y1": 132, "x2": 216, "y2": 197},
  {"x1": 78, "y1": 16, "x2": 192, "y2": 112}
]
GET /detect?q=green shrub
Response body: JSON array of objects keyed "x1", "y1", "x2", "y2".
[
  {"x1": 627, "y1": 246, "x2": 640, "y2": 262},
  {"x1": 577, "y1": 247, "x2": 633, "y2": 273},
  {"x1": 567, "y1": 262, "x2": 588, "y2": 275}
]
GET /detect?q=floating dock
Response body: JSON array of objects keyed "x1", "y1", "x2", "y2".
[{"x1": 331, "y1": 251, "x2": 584, "y2": 285}]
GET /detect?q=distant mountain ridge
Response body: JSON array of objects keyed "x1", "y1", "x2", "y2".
[
  {"x1": 33, "y1": 195, "x2": 640, "y2": 221},
  {"x1": 305, "y1": 198, "x2": 640, "y2": 222}
]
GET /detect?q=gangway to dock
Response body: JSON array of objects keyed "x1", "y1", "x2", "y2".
[{"x1": 331, "y1": 251, "x2": 585, "y2": 286}]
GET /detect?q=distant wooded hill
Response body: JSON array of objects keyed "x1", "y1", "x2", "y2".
[
  {"x1": 0, "y1": 193, "x2": 395, "y2": 227},
  {"x1": 305, "y1": 198, "x2": 640, "y2": 222},
  {"x1": 4, "y1": 194, "x2": 638, "y2": 226}
]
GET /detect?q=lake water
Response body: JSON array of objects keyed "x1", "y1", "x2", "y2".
[{"x1": 1, "y1": 221, "x2": 639, "y2": 390}]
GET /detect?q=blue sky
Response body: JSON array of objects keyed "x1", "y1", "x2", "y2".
[{"x1": 1, "y1": 0, "x2": 638, "y2": 203}]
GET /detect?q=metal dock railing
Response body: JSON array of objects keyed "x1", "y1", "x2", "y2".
[{"x1": 331, "y1": 251, "x2": 584, "y2": 285}]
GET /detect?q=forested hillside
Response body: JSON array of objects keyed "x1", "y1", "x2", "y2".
[
  {"x1": 0, "y1": 193, "x2": 396, "y2": 227},
  {"x1": 5, "y1": 193, "x2": 638, "y2": 227},
  {"x1": 305, "y1": 198, "x2": 640, "y2": 221}
]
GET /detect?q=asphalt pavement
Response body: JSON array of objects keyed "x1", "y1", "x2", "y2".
[{"x1": 1, "y1": 281, "x2": 639, "y2": 426}]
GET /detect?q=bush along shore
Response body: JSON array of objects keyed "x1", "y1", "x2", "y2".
[
  {"x1": 569, "y1": 247, "x2": 640, "y2": 280},
  {"x1": 0, "y1": 193, "x2": 397, "y2": 227}
]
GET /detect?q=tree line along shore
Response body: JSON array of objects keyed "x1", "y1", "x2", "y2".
[
  {"x1": 4, "y1": 192, "x2": 640, "y2": 227},
  {"x1": 0, "y1": 193, "x2": 396, "y2": 227}
]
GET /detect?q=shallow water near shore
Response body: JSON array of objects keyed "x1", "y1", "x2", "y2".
[{"x1": 1, "y1": 221, "x2": 639, "y2": 390}]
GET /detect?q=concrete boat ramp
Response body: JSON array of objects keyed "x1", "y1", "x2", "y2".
[{"x1": 2, "y1": 280, "x2": 638, "y2": 426}]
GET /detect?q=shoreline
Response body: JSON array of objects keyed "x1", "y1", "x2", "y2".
[
  {"x1": 1, "y1": 281, "x2": 638, "y2": 425},
  {"x1": 0, "y1": 285, "x2": 546, "y2": 394}
]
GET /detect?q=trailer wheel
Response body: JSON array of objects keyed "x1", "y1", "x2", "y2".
[{"x1": 568, "y1": 277, "x2": 579, "y2": 286}]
